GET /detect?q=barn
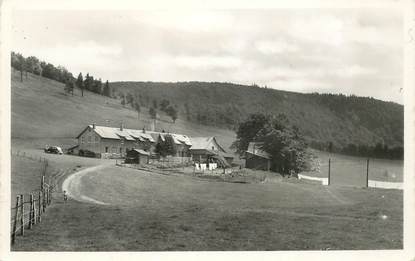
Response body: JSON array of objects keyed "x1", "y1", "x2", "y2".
[
  {"x1": 245, "y1": 142, "x2": 271, "y2": 171},
  {"x1": 189, "y1": 137, "x2": 234, "y2": 166}
]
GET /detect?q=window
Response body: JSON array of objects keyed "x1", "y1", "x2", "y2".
[
  {"x1": 95, "y1": 137, "x2": 99, "y2": 142},
  {"x1": 105, "y1": 147, "x2": 109, "y2": 153},
  {"x1": 88, "y1": 136, "x2": 91, "y2": 143},
  {"x1": 81, "y1": 137, "x2": 85, "y2": 144},
  {"x1": 120, "y1": 147, "x2": 123, "y2": 154}
]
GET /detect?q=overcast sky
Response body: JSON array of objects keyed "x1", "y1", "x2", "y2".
[{"x1": 12, "y1": 8, "x2": 403, "y2": 103}]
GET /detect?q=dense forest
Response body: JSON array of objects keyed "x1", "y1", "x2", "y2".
[{"x1": 111, "y1": 81, "x2": 403, "y2": 159}]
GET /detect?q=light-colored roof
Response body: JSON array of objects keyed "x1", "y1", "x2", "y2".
[
  {"x1": 77, "y1": 125, "x2": 189, "y2": 145},
  {"x1": 246, "y1": 142, "x2": 270, "y2": 159},
  {"x1": 171, "y1": 133, "x2": 192, "y2": 146},
  {"x1": 144, "y1": 131, "x2": 192, "y2": 146},
  {"x1": 189, "y1": 137, "x2": 226, "y2": 152},
  {"x1": 127, "y1": 129, "x2": 155, "y2": 142},
  {"x1": 130, "y1": 149, "x2": 150, "y2": 156}
]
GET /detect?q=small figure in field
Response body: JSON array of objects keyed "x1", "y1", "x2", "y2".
[{"x1": 63, "y1": 190, "x2": 68, "y2": 202}]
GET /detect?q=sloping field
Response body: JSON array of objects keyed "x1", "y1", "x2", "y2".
[
  {"x1": 11, "y1": 71, "x2": 236, "y2": 152},
  {"x1": 13, "y1": 163, "x2": 402, "y2": 251}
]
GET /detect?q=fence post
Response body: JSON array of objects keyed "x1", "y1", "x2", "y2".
[
  {"x1": 28, "y1": 194, "x2": 33, "y2": 229},
  {"x1": 41, "y1": 175, "x2": 45, "y2": 193},
  {"x1": 38, "y1": 191, "x2": 42, "y2": 223},
  {"x1": 45, "y1": 187, "x2": 49, "y2": 208},
  {"x1": 43, "y1": 187, "x2": 46, "y2": 213},
  {"x1": 20, "y1": 195, "x2": 24, "y2": 236},
  {"x1": 366, "y1": 158, "x2": 370, "y2": 188},
  {"x1": 48, "y1": 187, "x2": 52, "y2": 205},
  {"x1": 11, "y1": 196, "x2": 20, "y2": 245},
  {"x1": 328, "y1": 158, "x2": 331, "y2": 186},
  {"x1": 33, "y1": 193, "x2": 37, "y2": 225}
]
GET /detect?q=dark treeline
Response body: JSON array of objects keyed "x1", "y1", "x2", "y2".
[
  {"x1": 11, "y1": 51, "x2": 112, "y2": 98},
  {"x1": 11, "y1": 51, "x2": 73, "y2": 83},
  {"x1": 310, "y1": 141, "x2": 403, "y2": 160},
  {"x1": 111, "y1": 81, "x2": 403, "y2": 155}
]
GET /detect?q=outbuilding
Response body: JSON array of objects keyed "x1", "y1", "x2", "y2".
[
  {"x1": 245, "y1": 142, "x2": 271, "y2": 171},
  {"x1": 189, "y1": 136, "x2": 234, "y2": 165},
  {"x1": 125, "y1": 149, "x2": 150, "y2": 164}
]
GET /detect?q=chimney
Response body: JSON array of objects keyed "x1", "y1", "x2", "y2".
[
  {"x1": 120, "y1": 122, "x2": 124, "y2": 131},
  {"x1": 92, "y1": 123, "x2": 96, "y2": 129}
]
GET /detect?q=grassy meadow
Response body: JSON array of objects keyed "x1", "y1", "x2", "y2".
[
  {"x1": 10, "y1": 71, "x2": 403, "y2": 250},
  {"x1": 13, "y1": 164, "x2": 403, "y2": 251}
]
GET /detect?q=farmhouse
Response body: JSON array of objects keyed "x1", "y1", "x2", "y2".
[
  {"x1": 189, "y1": 136, "x2": 234, "y2": 166},
  {"x1": 76, "y1": 124, "x2": 192, "y2": 159},
  {"x1": 245, "y1": 142, "x2": 271, "y2": 171}
]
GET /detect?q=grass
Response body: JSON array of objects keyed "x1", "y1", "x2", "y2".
[
  {"x1": 10, "y1": 71, "x2": 403, "y2": 251},
  {"x1": 12, "y1": 164, "x2": 402, "y2": 251},
  {"x1": 11, "y1": 155, "x2": 46, "y2": 208},
  {"x1": 301, "y1": 149, "x2": 403, "y2": 187}
]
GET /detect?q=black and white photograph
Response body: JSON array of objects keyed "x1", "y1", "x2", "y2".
[{"x1": 0, "y1": 0, "x2": 414, "y2": 259}]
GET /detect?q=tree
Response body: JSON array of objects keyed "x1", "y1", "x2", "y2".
[
  {"x1": 149, "y1": 107, "x2": 157, "y2": 120},
  {"x1": 155, "y1": 135, "x2": 177, "y2": 158},
  {"x1": 152, "y1": 99, "x2": 158, "y2": 109},
  {"x1": 231, "y1": 113, "x2": 270, "y2": 155},
  {"x1": 103, "y1": 80, "x2": 111, "y2": 97},
  {"x1": 76, "y1": 73, "x2": 84, "y2": 96},
  {"x1": 233, "y1": 113, "x2": 311, "y2": 175},
  {"x1": 16, "y1": 53, "x2": 25, "y2": 82},
  {"x1": 25, "y1": 56, "x2": 41, "y2": 75},
  {"x1": 64, "y1": 80, "x2": 74, "y2": 96},
  {"x1": 134, "y1": 101, "x2": 141, "y2": 120},
  {"x1": 93, "y1": 78, "x2": 102, "y2": 94},
  {"x1": 159, "y1": 99, "x2": 170, "y2": 112},
  {"x1": 121, "y1": 95, "x2": 126, "y2": 107},
  {"x1": 258, "y1": 116, "x2": 310, "y2": 175},
  {"x1": 126, "y1": 92, "x2": 134, "y2": 105},
  {"x1": 166, "y1": 105, "x2": 178, "y2": 123},
  {"x1": 83, "y1": 73, "x2": 95, "y2": 92}
]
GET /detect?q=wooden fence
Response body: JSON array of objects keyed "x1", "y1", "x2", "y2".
[{"x1": 11, "y1": 151, "x2": 55, "y2": 245}]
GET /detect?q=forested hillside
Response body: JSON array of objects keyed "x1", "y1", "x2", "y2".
[
  {"x1": 111, "y1": 81, "x2": 403, "y2": 154},
  {"x1": 10, "y1": 51, "x2": 403, "y2": 158}
]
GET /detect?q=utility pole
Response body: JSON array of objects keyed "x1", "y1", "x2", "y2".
[
  {"x1": 328, "y1": 158, "x2": 331, "y2": 186},
  {"x1": 366, "y1": 158, "x2": 370, "y2": 188}
]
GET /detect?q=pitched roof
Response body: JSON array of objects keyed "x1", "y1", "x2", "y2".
[
  {"x1": 129, "y1": 149, "x2": 150, "y2": 156},
  {"x1": 76, "y1": 125, "x2": 190, "y2": 145},
  {"x1": 189, "y1": 137, "x2": 226, "y2": 152},
  {"x1": 246, "y1": 142, "x2": 271, "y2": 159}
]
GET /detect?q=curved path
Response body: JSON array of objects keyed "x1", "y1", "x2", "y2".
[{"x1": 62, "y1": 164, "x2": 111, "y2": 205}]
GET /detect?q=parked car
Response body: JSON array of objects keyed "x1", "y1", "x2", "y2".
[
  {"x1": 44, "y1": 146, "x2": 63, "y2": 154},
  {"x1": 79, "y1": 149, "x2": 96, "y2": 158}
]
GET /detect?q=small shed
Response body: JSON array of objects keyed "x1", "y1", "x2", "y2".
[
  {"x1": 245, "y1": 142, "x2": 271, "y2": 171},
  {"x1": 125, "y1": 149, "x2": 150, "y2": 164},
  {"x1": 67, "y1": 145, "x2": 79, "y2": 155}
]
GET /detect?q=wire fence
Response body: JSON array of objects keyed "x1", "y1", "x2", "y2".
[
  {"x1": 300, "y1": 155, "x2": 403, "y2": 189},
  {"x1": 10, "y1": 151, "x2": 56, "y2": 245}
]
